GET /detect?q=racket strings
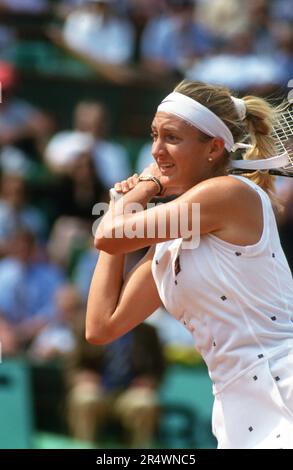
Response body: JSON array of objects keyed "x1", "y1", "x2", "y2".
[{"x1": 272, "y1": 106, "x2": 293, "y2": 168}]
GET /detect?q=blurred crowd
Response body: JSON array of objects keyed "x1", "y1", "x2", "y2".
[
  {"x1": 0, "y1": 0, "x2": 292, "y2": 88},
  {"x1": 0, "y1": 0, "x2": 292, "y2": 447}
]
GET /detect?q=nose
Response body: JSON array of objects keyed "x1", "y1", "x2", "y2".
[{"x1": 152, "y1": 137, "x2": 166, "y2": 160}]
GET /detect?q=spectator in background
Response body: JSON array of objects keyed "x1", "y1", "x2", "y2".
[
  {"x1": 127, "y1": 0, "x2": 165, "y2": 21},
  {"x1": 44, "y1": 127, "x2": 106, "y2": 220},
  {"x1": 271, "y1": 20, "x2": 293, "y2": 84},
  {"x1": 0, "y1": 23, "x2": 16, "y2": 57},
  {"x1": 0, "y1": 172, "x2": 48, "y2": 255},
  {"x1": 66, "y1": 321, "x2": 165, "y2": 447},
  {"x1": 62, "y1": 0, "x2": 135, "y2": 65},
  {"x1": 46, "y1": 149, "x2": 105, "y2": 271},
  {"x1": 0, "y1": 228, "x2": 65, "y2": 348},
  {"x1": 44, "y1": 129, "x2": 105, "y2": 272},
  {"x1": 44, "y1": 130, "x2": 94, "y2": 175},
  {"x1": 246, "y1": 0, "x2": 277, "y2": 56},
  {"x1": 72, "y1": 235, "x2": 98, "y2": 302},
  {"x1": 270, "y1": 0, "x2": 293, "y2": 22},
  {"x1": 74, "y1": 101, "x2": 131, "y2": 188},
  {"x1": 45, "y1": 101, "x2": 131, "y2": 189},
  {"x1": 0, "y1": 0, "x2": 49, "y2": 14},
  {"x1": 186, "y1": 29, "x2": 284, "y2": 92},
  {"x1": 0, "y1": 145, "x2": 33, "y2": 176},
  {"x1": 140, "y1": 0, "x2": 214, "y2": 75},
  {"x1": 0, "y1": 61, "x2": 53, "y2": 159},
  {"x1": 196, "y1": 0, "x2": 247, "y2": 44},
  {"x1": 125, "y1": 0, "x2": 165, "y2": 34},
  {"x1": 55, "y1": 152, "x2": 106, "y2": 220},
  {"x1": 187, "y1": 0, "x2": 292, "y2": 91},
  {"x1": 29, "y1": 284, "x2": 83, "y2": 362},
  {"x1": 0, "y1": 314, "x2": 20, "y2": 356},
  {"x1": 135, "y1": 141, "x2": 153, "y2": 174},
  {"x1": 56, "y1": 0, "x2": 129, "y2": 18}
]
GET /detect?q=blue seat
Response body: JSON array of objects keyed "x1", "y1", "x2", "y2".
[
  {"x1": 159, "y1": 364, "x2": 216, "y2": 449},
  {"x1": 0, "y1": 358, "x2": 34, "y2": 449}
]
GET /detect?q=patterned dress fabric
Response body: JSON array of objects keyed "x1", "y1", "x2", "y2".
[{"x1": 152, "y1": 175, "x2": 293, "y2": 448}]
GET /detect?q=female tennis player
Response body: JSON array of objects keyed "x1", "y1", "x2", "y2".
[{"x1": 86, "y1": 80, "x2": 293, "y2": 449}]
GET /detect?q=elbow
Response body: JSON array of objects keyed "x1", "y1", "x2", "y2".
[
  {"x1": 94, "y1": 221, "x2": 124, "y2": 255},
  {"x1": 94, "y1": 232, "x2": 108, "y2": 251},
  {"x1": 94, "y1": 234, "x2": 123, "y2": 255},
  {"x1": 86, "y1": 333, "x2": 107, "y2": 346},
  {"x1": 94, "y1": 222, "x2": 112, "y2": 252},
  {"x1": 85, "y1": 322, "x2": 112, "y2": 345}
]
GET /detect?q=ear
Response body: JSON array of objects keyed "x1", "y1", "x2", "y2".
[{"x1": 208, "y1": 138, "x2": 226, "y2": 160}]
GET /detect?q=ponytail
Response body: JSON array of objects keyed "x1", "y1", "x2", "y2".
[{"x1": 241, "y1": 96, "x2": 281, "y2": 209}]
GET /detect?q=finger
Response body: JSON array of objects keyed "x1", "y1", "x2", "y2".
[
  {"x1": 127, "y1": 174, "x2": 139, "y2": 188},
  {"x1": 132, "y1": 173, "x2": 139, "y2": 184},
  {"x1": 114, "y1": 183, "x2": 123, "y2": 192},
  {"x1": 121, "y1": 180, "x2": 130, "y2": 192}
]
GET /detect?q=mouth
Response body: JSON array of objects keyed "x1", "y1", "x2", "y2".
[{"x1": 158, "y1": 163, "x2": 175, "y2": 174}]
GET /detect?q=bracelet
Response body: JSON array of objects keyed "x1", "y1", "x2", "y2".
[{"x1": 138, "y1": 175, "x2": 163, "y2": 195}]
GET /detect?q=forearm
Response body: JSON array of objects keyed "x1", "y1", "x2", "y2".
[
  {"x1": 86, "y1": 250, "x2": 125, "y2": 342},
  {"x1": 95, "y1": 181, "x2": 158, "y2": 253}
]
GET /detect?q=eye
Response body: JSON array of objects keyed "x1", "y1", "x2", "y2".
[
  {"x1": 150, "y1": 131, "x2": 157, "y2": 141},
  {"x1": 166, "y1": 134, "x2": 179, "y2": 143}
]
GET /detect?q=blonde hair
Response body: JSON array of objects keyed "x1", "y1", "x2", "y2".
[{"x1": 174, "y1": 80, "x2": 280, "y2": 207}]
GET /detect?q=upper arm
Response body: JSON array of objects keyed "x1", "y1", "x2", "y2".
[
  {"x1": 96, "y1": 176, "x2": 259, "y2": 254},
  {"x1": 175, "y1": 176, "x2": 240, "y2": 234},
  {"x1": 95, "y1": 246, "x2": 161, "y2": 344}
]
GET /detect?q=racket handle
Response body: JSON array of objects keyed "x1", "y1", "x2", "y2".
[{"x1": 109, "y1": 188, "x2": 123, "y2": 202}]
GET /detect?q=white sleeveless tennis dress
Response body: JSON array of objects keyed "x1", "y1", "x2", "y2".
[{"x1": 152, "y1": 175, "x2": 293, "y2": 449}]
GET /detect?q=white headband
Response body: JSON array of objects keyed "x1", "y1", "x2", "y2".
[
  {"x1": 157, "y1": 91, "x2": 289, "y2": 171},
  {"x1": 157, "y1": 92, "x2": 249, "y2": 153}
]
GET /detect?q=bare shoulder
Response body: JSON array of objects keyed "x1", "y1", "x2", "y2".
[
  {"x1": 177, "y1": 176, "x2": 263, "y2": 239},
  {"x1": 192, "y1": 175, "x2": 258, "y2": 201},
  {"x1": 180, "y1": 175, "x2": 261, "y2": 211}
]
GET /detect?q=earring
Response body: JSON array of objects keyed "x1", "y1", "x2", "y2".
[{"x1": 208, "y1": 157, "x2": 213, "y2": 162}]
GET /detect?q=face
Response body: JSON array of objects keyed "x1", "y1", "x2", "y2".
[
  {"x1": 151, "y1": 112, "x2": 224, "y2": 190},
  {"x1": 71, "y1": 153, "x2": 93, "y2": 181},
  {"x1": 1, "y1": 175, "x2": 26, "y2": 208},
  {"x1": 74, "y1": 103, "x2": 107, "y2": 137},
  {"x1": 11, "y1": 233, "x2": 35, "y2": 263},
  {"x1": 56, "y1": 286, "x2": 81, "y2": 321}
]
